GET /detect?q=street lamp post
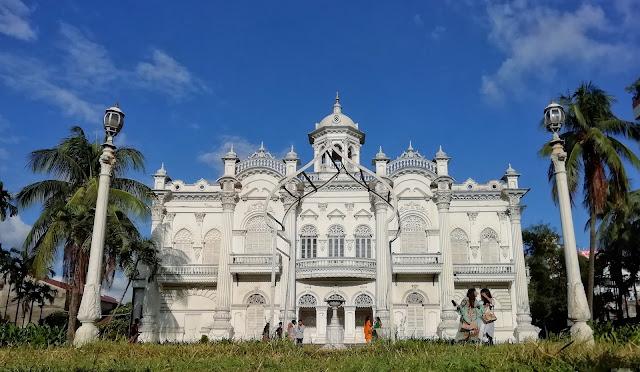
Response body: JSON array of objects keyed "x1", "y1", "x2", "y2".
[
  {"x1": 74, "y1": 103, "x2": 124, "y2": 347},
  {"x1": 543, "y1": 100, "x2": 594, "y2": 344}
]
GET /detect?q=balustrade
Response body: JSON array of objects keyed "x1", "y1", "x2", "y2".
[
  {"x1": 296, "y1": 258, "x2": 376, "y2": 279},
  {"x1": 387, "y1": 158, "x2": 436, "y2": 174},
  {"x1": 453, "y1": 264, "x2": 514, "y2": 274},
  {"x1": 157, "y1": 265, "x2": 219, "y2": 283},
  {"x1": 236, "y1": 158, "x2": 286, "y2": 174}
]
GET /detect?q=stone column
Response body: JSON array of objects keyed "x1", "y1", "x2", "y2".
[
  {"x1": 194, "y1": 212, "x2": 206, "y2": 263},
  {"x1": 344, "y1": 305, "x2": 356, "y2": 343},
  {"x1": 208, "y1": 182, "x2": 237, "y2": 339},
  {"x1": 506, "y1": 202, "x2": 538, "y2": 341},
  {"x1": 280, "y1": 182, "x2": 301, "y2": 326},
  {"x1": 315, "y1": 305, "x2": 327, "y2": 344},
  {"x1": 138, "y1": 197, "x2": 165, "y2": 342},
  {"x1": 164, "y1": 212, "x2": 176, "y2": 249},
  {"x1": 370, "y1": 181, "x2": 391, "y2": 336},
  {"x1": 433, "y1": 176, "x2": 458, "y2": 339}
]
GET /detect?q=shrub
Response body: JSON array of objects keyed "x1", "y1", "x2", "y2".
[
  {"x1": 98, "y1": 302, "x2": 132, "y2": 341},
  {"x1": 592, "y1": 321, "x2": 640, "y2": 344},
  {"x1": 0, "y1": 322, "x2": 66, "y2": 347},
  {"x1": 39, "y1": 311, "x2": 68, "y2": 329}
]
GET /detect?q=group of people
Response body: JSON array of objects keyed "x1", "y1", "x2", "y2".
[
  {"x1": 454, "y1": 288, "x2": 495, "y2": 345},
  {"x1": 363, "y1": 316, "x2": 381, "y2": 343},
  {"x1": 263, "y1": 320, "x2": 306, "y2": 343}
]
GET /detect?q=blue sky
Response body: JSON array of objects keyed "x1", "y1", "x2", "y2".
[{"x1": 0, "y1": 0, "x2": 638, "y2": 299}]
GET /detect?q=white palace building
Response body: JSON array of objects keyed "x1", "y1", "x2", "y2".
[{"x1": 132, "y1": 96, "x2": 538, "y2": 344}]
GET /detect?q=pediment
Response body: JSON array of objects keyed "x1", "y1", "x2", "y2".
[
  {"x1": 354, "y1": 208, "x2": 373, "y2": 220},
  {"x1": 300, "y1": 209, "x2": 319, "y2": 220},
  {"x1": 327, "y1": 208, "x2": 346, "y2": 220}
]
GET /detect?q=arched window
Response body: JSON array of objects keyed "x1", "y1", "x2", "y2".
[
  {"x1": 406, "y1": 292, "x2": 426, "y2": 338},
  {"x1": 245, "y1": 216, "x2": 271, "y2": 254},
  {"x1": 203, "y1": 229, "x2": 221, "y2": 265},
  {"x1": 354, "y1": 225, "x2": 373, "y2": 258},
  {"x1": 450, "y1": 228, "x2": 469, "y2": 264},
  {"x1": 246, "y1": 293, "x2": 266, "y2": 340},
  {"x1": 300, "y1": 225, "x2": 318, "y2": 259},
  {"x1": 174, "y1": 228, "x2": 193, "y2": 263},
  {"x1": 480, "y1": 228, "x2": 500, "y2": 263},
  {"x1": 328, "y1": 225, "x2": 345, "y2": 257},
  {"x1": 401, "y1": 215, "x2": 427, "y2": 253}
]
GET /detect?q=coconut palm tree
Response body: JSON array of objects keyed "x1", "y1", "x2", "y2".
[
  {"x1": 540, "y1": 82, "x2": 640, "y2": 318},
  {"x1": 0, "y1": 181, "x2": 18, "y2": 221},
  {"x1": 17, "y1": 126, "x2": 151, "y2": 341},
  {"x1": 36, "y1": 283, "x2": 57, "y2": 323}
]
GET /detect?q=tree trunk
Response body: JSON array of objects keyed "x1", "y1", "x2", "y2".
[
  {"x1": 105, "y1": 259, "x2": 138, "y2": 327},
  {"x1": 39, "y1": 305, "x2": 44, "y2": 323},
  {"x1": 587, "y1": 211, "x2": 596, "y2": 319},
  {"x1": 14, "y1": 297, "x2": 20, "y2": 326},
  {"x1": 634, "y1": 284, "x2": 639, "y2": 318},
  {"x1": 28, "y1": 299, "x2": 34, "y2": 324},
  {"x1": 3, "y1": 283, "x2": 11, "y2": 319},
  {"x1": 67, "y1": 289, "x2": 81, "y2": 343}
]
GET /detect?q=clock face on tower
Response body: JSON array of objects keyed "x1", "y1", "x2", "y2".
[{"x1": 332, "y1": 115, "x2": 341, "y2": 124}]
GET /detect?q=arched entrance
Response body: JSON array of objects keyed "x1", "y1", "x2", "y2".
[
  {"x1": 405, "y1": 292, "x2": 426, "y2": 339},
  {"x1": 246, "y1": 294, "x2": 266, "y2": 340},
  {"x1": 354, "y1": 294, "x2": 374, "y2": 343}
]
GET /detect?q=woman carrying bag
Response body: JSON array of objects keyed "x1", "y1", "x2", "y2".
[
  {"x1": 455, "y1": 288, "x2": 484, "y2": 342},
  {"x1": 480, "y1": 288, "x2": 496, "y2": 345}
]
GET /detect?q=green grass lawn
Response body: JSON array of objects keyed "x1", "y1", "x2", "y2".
[{"x1": 0, "y1": 340, "x2": 638, "y2": 371}]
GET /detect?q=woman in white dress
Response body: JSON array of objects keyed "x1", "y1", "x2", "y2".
[{"x1": 480, "y1": 288, "x2": 495, "y2": 345}]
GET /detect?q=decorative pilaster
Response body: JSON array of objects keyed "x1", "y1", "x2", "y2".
[
  {"x1": 467, "y1": 212, "x2": 479, "y2": 261},
  {"x1": 433, "y1": 176, "x2": 458, "y2": 339},
  {"x1": 194, "y1": 212, "x2": 206, "y2": 262},
  {"x1": 370, "y1": 180, "x2": 391, "y2": 336},
  {"x1": 208, "y1": 178, "x2": 239, "y2": 340},
  {"x1": 164, "y1": 212, "x2": 176, "y2": 249}
]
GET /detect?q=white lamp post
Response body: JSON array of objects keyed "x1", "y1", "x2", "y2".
[
  {"x1": 74, "y1": 103, "x2": 124, "y2": 347},
  {"x1": 543, "y1": 100, "x2": 594, "y2": 344}
]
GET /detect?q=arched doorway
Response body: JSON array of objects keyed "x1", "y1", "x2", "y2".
[
  {"x1": 298, "y1": 294, "x2": 318, "y2": 330},
  {"x1": 354, "y1": 293, "x2": 374, "y2": 343},
  {"x1": 405, "y1": 292, "x2": 426, "y2": 339}
]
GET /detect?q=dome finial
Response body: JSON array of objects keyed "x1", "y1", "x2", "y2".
[
  {"x1": 335, "y1": 91, "x2": 340, "y2": 103},
  {"x1": 259, "y1": 141, "x2": 265, "y2": 151},
  {"x1": 291, "y1": 145, "x2": 294, "y2": 152},
  {"x1": 435, "y1": 145, "x2": 447, "y2": 158},
  {"x1": 161, "y1": 162, "x2": 165, "y2": 170},
  {"x1": 408, "y1": 141, "x2": 414, "y2": 151}
]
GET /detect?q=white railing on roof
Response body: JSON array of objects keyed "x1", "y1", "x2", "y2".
[
  {"x1": 236, "y1": 158, "x2": 286, "y2": 174},
  {"x1": 387, "y1": 158, "x2": 437, "y2": 174}
]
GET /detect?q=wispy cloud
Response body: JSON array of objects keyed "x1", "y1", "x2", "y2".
[
  {"x1": 480, "y1": 1, "x2": 636, "y2": 101},
  {"x1": 135, "y1": 49, "x2": 208, "y2": 99},
  {"x1": 413, "y1": 14, "x2": 424, "y2": 27},
  {"x1": 430, "y1": 26, "x2": 445, "y2": 40},
  {"x1": 0, "y1": 0, "x2": 36, "y2": 41},
  {"x1": 0, "y1": 23, "x2": 208, "y2": 123}
]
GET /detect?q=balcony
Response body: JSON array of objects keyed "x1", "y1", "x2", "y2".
[
  {"x1": 157, "y1": 265, "x2": 218, "y2": 284},
  {"x1": 229, "y1": 254, "x2": 282, "y2": 275},
  {"x1": 296, "y1": 258, "x2": 376, "y2": 279},
  {"x1": 392, "y1": 253, "x2": 442, "y2": 274},
  {"x1": 453, "y1": 263, "x2": 515, "y2": 282}
]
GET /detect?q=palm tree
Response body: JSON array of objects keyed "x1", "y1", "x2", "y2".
[
  {"x1": 17, "y1": 126, "x2": 151, "y2": 341},
  {"x1": 36, "y1": 283, "x2": 57, "y2": 323},
  {"x1": 540, "y1": 82, "x2": 640, "y2": 318},
  {"x1": 0, "y1": 181, "x2": 18, "y2": 221}
]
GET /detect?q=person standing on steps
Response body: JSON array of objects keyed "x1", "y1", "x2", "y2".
[
  {"x1": 364, "y1": 316, "x2": 373, "y2": 343},
  {"x1": 288, "y1": 320, "x2": 297, "y2": 343}
]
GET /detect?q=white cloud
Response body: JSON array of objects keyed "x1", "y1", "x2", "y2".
[
  {"x1": 480, "y1": 1, "x2": 636, "y2": 101},
  {"x1": 0, "y1": 52, "x2": 102, "y2": 122},
  {"x1": 58, "y1": 23, "x2": 118, "y2": 89},
  {"x1": 0, "y1": 214, "x2": 31, "y2": 249},
  {"x1": 0, "y1": 0, "x2": 36, "y2": 41},
  {"x1": 430, "y1": 26, "x2": 445, "y2": 40},
  {"x1": 198, "y1": 135, "x2": 289, "y2": 172},
  {"x1": 135, "y1": 49, "x2": 207, "y2": 99}
]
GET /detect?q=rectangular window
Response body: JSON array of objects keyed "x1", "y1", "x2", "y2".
[
  {"x1": 329, "y1": 237, "x2": 344, "y2": 257},
  {"x1": 402, "y1": 231, "x2": 426, "y2": 254},
  {"x1": 355, "y1": 238, "x2": 372, "y2": 258},
  {"x1": 301, "y1": 237, "x2": 317, "y2": 259}
]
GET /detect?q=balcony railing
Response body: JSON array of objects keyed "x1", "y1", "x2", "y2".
[
  {"x1": 453, "y1": 263, "x2": 515, "y2": 281},
  {"x1": 392, "y1": 253, "x2": 442, "y2": 274},
  {"x1": 296, "y1": 257, "x2": 376, "y2": 279},
  {"x1": 229, "y1": 254, "x2": 282, "y2": 274},
  {"x1": 157, "y1": 265, "x2": 218, "y2": 283}
]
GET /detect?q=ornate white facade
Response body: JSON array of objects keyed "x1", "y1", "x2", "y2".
[{"x1": 134, "y1": 96, "x2": 538, "y2": 344}]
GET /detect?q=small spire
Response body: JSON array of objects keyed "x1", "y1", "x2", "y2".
[
  {"x1": 259, "y1": 141, "x2": 265, "y2": 151},
  {"x1": 114, "y1": 102, "x2": 119, "y2": 108},
  {"x1": 161, "y1": 162, "x2": 165, "y2": 170},
  {"x1": 435, "y1": 145, "x2": 447, "y2": 158},
  {"x1": 230, "y1": 144, "x2": 234, "y2": 152},
  {"x1": 291, "y1": 145, "x2": 295, "y2": 152},
  {"x1": 335, "y1": 91, "x2": 340, "y2": 103},
  {"x1": 379, "y1": 146, "x2": 383, "y2": 153},
  {"x1": 408, "y1": 141, "x2": 414, "y2": 151},
  {"x1": 551, "y1": 99, "x2": 555, "y2": 104},
  {"x1": 506, "y1": 163, "x2": 517, "y2": 174}
]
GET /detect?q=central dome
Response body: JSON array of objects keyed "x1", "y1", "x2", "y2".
[{"x1": 318, "y1": 94, "x2": 357, "y2": 128}]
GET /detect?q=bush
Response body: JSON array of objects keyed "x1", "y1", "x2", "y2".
[
  {"x1": 592, "y1": 321, "x2": 640, "y2": 344},
  {"x1": 0, "y1": 322, "x2": 66, "y2": 347},
  {"x1": 98, "y1": 303, "x2": 132, "y2": 341},
  {"x1": 39, "y1": 311, "x2": 68, "y2": 329}
]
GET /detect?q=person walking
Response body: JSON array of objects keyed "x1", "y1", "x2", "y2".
[
  {"x1": 364, "y1": 316, "x2": 373, "y2": 343},
  {"x1": 455, "y1": 288, "x2": 484, "y2": 342},
  {"x1": 276, "y1": 322, "x2": 283, "y2": 339},
  {"x1": 480, "y1": 288, "x2": 495, "y2": 345},
  {"x1": 263, "y1": 322, "x2": 270, "y2": 341},
  {"x1": 288, "y1": 320, "x2": 297, "y2": 343},
  {"x1": 296, "y1": 320, "x2": 305, "y2": 344}
]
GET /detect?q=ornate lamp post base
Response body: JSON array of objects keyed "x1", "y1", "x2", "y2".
[
  {"x1": 323, "y1": 295, "x2": 346, "y2": 349},
  {"x1": 206, "y1": 311, "x2": 234, "y2": 340},
  {"x1": 74, "y1": 283, "x2": 102, "y2": 346},
  {"x1": 514, "y1": 325, "x2": 539, "y2": 342},
  {"x1": 437, "y1": 310, "x2": 459, "y2": 340}
]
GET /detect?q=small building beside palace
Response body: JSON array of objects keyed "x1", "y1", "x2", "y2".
[{"x1": 133, "y1": 96, "x2": 538, "y2": 344}]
